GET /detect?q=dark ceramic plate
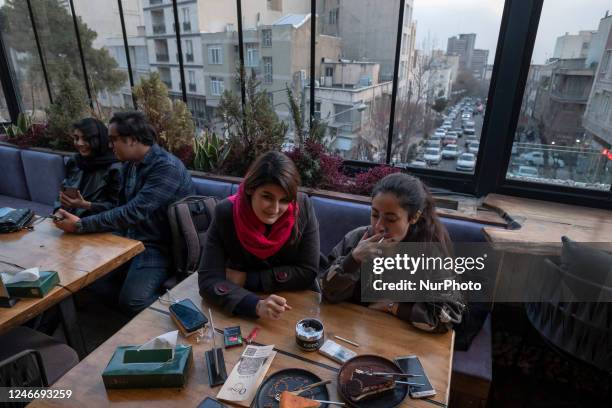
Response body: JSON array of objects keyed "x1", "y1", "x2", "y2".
[
  {"x1": 254, "y1": 368, "x2": 330, "y2": 408},
  {"x1": 337, "y1": 355, "x2": 408, "y2": 408}
]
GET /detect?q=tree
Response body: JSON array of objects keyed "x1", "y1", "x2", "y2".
[
  {"x1": 431, "y1": 97, "x2": 448, "y2": 114},
  {"x1": 0, "y1": 0, "x2": 126, "y2": 99}
]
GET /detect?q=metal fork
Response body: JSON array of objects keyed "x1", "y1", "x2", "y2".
[{"x1": 273, "y1": 379, "x2": 332, "y2": 401}]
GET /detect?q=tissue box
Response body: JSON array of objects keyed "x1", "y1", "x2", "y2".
[
  {"x1": 5, "y1": 270, "x2": 59, "y2": 298},
  {"x1": 102, "y1": 345, "x2": 193, "y2": 389}
]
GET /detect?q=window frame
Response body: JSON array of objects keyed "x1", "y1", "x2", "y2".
[{"x1": 207, "y1": 45, "x2": 223, "y2": 65}]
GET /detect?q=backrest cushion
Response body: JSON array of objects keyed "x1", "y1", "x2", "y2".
[
  {"x1": 0, "y1": 145, "x2": 30, "y2": 200},
  {"x1": 441, "y1": 217, "x2": 487, "y2": 242},
  {"x1": 21, "y1": 150, "x2": 65, "y2": 205},
  {"x1": 311, "y1": 196, "x2": 371, "y2": 254},
  {"x1": 192, "y1": 177, "x2": 233, "y2": 199}
]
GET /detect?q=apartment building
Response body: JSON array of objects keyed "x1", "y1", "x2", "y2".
[{"x1": 447, "y1": 33, "x2": 476, "y2": 72}]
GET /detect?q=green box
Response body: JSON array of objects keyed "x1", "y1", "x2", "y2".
[
  {"x1": 102, "y1": 345, "x2": 193, "y2": 389},
  {"x1": 5, "y1": 270, "x2": 59, "y2": 298}
]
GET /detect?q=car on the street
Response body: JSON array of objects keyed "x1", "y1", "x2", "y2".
[
  {"x1": 463, "y1": 127, "x2": 476, "y2": 136},
  {"x1": 461, "y1": 113, "x2": 471, "y2": 120},
  {"x1": 464, "y1": 136, "x2": 478, "y2": 147},
  {"x1": 409, "y1": 159, "x2": 428, "y2": 168},
  {"x1": 467, "y1": 141, "x2": 480, "y2": 154},
  {"x1": 434, "y1": 129, "x2": 446, "y2": 138},
  {"x1": 443, "y1": 134, "x2": 458, "y2": 146},
  {"x1": 425, "y1": 138, "x2": 442, "y2": 148},
  {"x1": 519, "y1": 151, "x2": 565, "y2": 167},
  {"x1": 441, "y1": 144, "x2": 459, "y2": 159},
  {"x1": 462, "y1": 120, "x2": 476, "y2": 129},
  {"x1": 456, "y1": 153, "x2": 476, "y2": 171},
  {"x1": 423, "y1": 147, "x2": 442, "y2": 164},
  {"x1": 508, "y1": 165, "x2": 539, "y2": 179}
]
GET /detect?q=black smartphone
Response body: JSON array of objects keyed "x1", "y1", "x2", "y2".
[
  {"x1": 169, "y1": 299, "x2": 208, "y2": 333},
  {"x1": 196, "y1": 397, "x2": 227, "y2": 408},
  {"x1": 394, "y1": 355, "x2": 436, "y2": 398},
  {"x1": 62, "y1": 186, "x2": 79, "y2": 199}
]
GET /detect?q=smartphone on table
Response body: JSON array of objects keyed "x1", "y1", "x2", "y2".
[
  {"x1": 62, "y1": 186, "x2": 80, "y2": 199},
  {"x1": 394, "y1": 355, "x2": 436, "y2": 398},
  {"x1": 197, "y1": 397, "x2": 226, "y2": 408},
  {"x1": 169, "y1": 298, "x2": 208, "y2": 334}
]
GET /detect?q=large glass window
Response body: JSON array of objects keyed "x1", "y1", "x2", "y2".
[
  {"x1": 315, "y1": 0, "x2": 401, "y2": 162},
  {"x1": 508, "y1": 1, "x2": 612, "y2": 191},
  {"x1": 72, "y1": 0, "x2": 132, "y2": 113},
  {"x1": 390, "y1": 0, "x2": 504, "y2": 170},
  {"x1": 0, "y1": 0, "x2": 52, "y2": 119},
  {"x1": 0, "y1": 84, "x2": 8, "y2": 122}
]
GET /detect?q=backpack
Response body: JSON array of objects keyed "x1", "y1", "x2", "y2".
[{"x1": 167, "y1": 196, "x2": 219, "y2": 283}]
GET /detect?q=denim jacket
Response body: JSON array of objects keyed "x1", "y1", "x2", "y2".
[{"x1": 79, "y1": 144, "x2": 194, "y2": 249}]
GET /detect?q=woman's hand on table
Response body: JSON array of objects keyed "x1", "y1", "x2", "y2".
[
  {"x1": 53, "y1": 209, "x2": 80, "y2": 233},
  {"x1": 226, "y1": 268, "x2": 247, "y2": 287},
  {"x1": 59, "y1": 190, "x2": 91, "y2": 210},
  {"x1": 368, "y1": 300, "x2": 399, "y2": 315},
  {"x1": 256, "y1": 294, "x2": 292, "y2": 320}
]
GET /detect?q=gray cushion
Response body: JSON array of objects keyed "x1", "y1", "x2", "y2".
[
  {"x1": 192, "y1": 177, "x2": 233, "y2": 198},
  {"x1": 311, "y1": 196, "x2": 371, "y2": 255},
  {"x1": 0, "y1": 194, "x2": 53, "y2": 216},
  {"x1": 20, "y1": 150, "x2": 65, "y2": 206},
  {"x1": 452, "y1": 314, "x2": 492, "y2": 381},
  {"x1": 0, "y1": 326, "x2": 79, "y2": 385},
  {"x1": 0, "y1": 145, "x2": 29, "y2": 200}
]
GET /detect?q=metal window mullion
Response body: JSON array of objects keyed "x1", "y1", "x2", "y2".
[
  {"x1": 25, "y1": 0, "x2": 53, "y2": 104},
  {"x1": 236, "y1": 0, "x2": 246, "y2": 111},
  {"x1": 309, "y1": 0, "x2": 316, "y2": 122},
  {"x1": 172, "y1": 0, "x2": 187, "y2": 103},
  {"x1": 0, "y1": 31, "x2": 21, "y2": 122},
  {"x1": 68, "y1": 0, "x2": 94, "y2": 108},
  {"x1": 118, "y1": 0, "x2": 136, "y2": 109},
  {"x1": 385, "y1": 0, "x2": 406, "y2": 164}
]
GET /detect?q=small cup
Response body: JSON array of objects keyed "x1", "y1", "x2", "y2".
[{"x1": 295, "y1": 318, "x2": 324, "y2": 352}]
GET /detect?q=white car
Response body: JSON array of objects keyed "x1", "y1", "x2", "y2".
[
  {"x1": 423, "y1": 147, "x2": 442, "y2": 164},
  {"x1": 519, "y1": 151, "x2": 565, "y2": 167},
  {"x1": 463, "y1": 127, "x2": 476, "y2": 136},
  {"x1": 441, "y1": 144, "x2": 459, "y2": 159},
  {"x1": 461, "y1": 113, "x2": 471, "y2": 120},
  {"x1": 508, "y1": 165, "x2": 539, "y2": 179},
  {"x1": 409, "y1": 159, "x2": 428, "y2": 168},
  {"x1": 425, "y1": 138, "x2": 441, "y2": 148},
  {"x1": 468, "y1": 142, "x2": 480, "y2": 154},
  {"x1": 434, "y1": 129, "x2": 446, "y2": 138},
  {"x1": 456, "y1": 153, "x2": 476, "y2": 171}
]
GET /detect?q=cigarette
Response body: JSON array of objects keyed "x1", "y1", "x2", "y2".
[
  {"x1": 334, "y1": 335, "x2": 360, "y2": 347},
  {"x1": 378, "y1": 236, "x2": 385, "y2": 243}
]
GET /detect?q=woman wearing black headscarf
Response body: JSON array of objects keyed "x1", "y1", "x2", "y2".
[{"x1": 55, "y1": 118, "x2": 121, "y2": 217}]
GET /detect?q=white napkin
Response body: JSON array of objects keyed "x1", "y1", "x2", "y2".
[
  {"x1": 1, "y1": 267, "x2": 40, "y2": 285},
  {"x1": 137, "y1": 330, "x2": 179, "y2": 358}
]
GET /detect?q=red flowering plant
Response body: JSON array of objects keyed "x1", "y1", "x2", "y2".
[{"x1": 348, "y1": 165, "x2": 401, "y2": 196}]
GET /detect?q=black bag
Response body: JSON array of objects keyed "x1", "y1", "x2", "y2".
[
  {"x1": 167, "y1": 196, "x2": 219, "y2": 283},
  {"x1": 0, "y1": 208, "x2": 34, "y2": 233}
]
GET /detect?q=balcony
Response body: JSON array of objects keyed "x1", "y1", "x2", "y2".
[
  {"x1": 156, "y1": 53, "x2": 169, "y2": 62},
  {"x1": 152, "y1": 24, "x2": 166, "y2": 34},
  {"x1": 183, "y1": 21, "x2": 191, "y2": 32}
]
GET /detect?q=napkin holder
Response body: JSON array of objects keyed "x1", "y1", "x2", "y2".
[
  {"x1": 102, "y1": 345, "x2": 192, "y2": 389},
  {"x1": 5, "y1": 270, "x2": 59, "y2": 298}
]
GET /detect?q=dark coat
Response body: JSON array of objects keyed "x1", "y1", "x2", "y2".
[
  {"x1": 198, "y1": 193, "x2": 320, "y2": 316},
  {"x1": 55, "y1": 156, "x2": 122, "y2": 218}
]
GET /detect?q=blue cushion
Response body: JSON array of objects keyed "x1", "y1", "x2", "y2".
[
  {"x1": 20, "y1": 150, "x2": 65, "y2": 206},
  {"x1": 311, "y1": 196, "x2": 371, "y2": 254},
  {"x1": 0, "y1": 194, "x2": 53, "y2": 216},
  {"x1": 231, "y1": 183, "x2": 239, "y2": 195},
  {"x1": 0, "y1": 146, "x2": 30, "y2": 200},
  {"x1": 441, "y1": 217, "x2": 486, "y2": 242},
  {"x1": 452, "y1": 314, "x2": 492, "y2": 381},
  {"x1": 192, "y1": 177, "x2": 233, "y2": 199}
]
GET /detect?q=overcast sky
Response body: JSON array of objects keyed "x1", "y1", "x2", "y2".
[{"x1": 412, "y1": 0, "x2": 611, "y2": 65}]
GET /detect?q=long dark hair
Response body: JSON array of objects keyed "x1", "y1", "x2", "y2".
[
  {"x1": 371, "y1": 173, "x2": 451, "y2": 255},
  {"x1": 243, "y1": 151, "x2": 301, "y2": 242},
  {"x1": 72, "y1": 117, "x2": 111, "y2": 158}
]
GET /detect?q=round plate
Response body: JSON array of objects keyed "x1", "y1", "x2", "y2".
[
  {"x1": 337, "y1": 355, "x2": 408, "y2": 408},
  {"x1": 254, "y1": 368, "x2": 330, "y2": 408}
]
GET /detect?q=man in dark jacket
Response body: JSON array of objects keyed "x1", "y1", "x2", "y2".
[{"x1": 54, "y1": 111, "x2": 194, "y2": 315}]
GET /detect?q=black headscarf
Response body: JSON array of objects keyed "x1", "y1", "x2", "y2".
[{"x1": 72, "y1": 118, "x2": 118, "y2": 171}]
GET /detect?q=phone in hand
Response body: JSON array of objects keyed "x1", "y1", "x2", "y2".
[
  {"x1": 49, "y1": 214, "x2": 65, "y2": 222},
  {"x1": 169, "y1": 299, "x2": 208, "y2": 334},
  {"x1": 394, "y1": 355, "x2": 436, "y2": 398},
  {"x1": 62, "y1": 186, "x2": 80, "y2": 199}
]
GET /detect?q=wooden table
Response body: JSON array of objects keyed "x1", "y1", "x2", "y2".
[
  {"x1": 0, "y1": 219, "x2": 144, "y2": 356},
  {"x1": 31, "y1": 273, "x2": 454, "y2": 408},
  {"x1": 483, "y1": 193, "x2": 612, "y2": 255}
]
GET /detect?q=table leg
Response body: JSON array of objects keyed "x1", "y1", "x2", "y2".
[{"x1": 58, "y1": 295, "x2": 87, "y2": 359}]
